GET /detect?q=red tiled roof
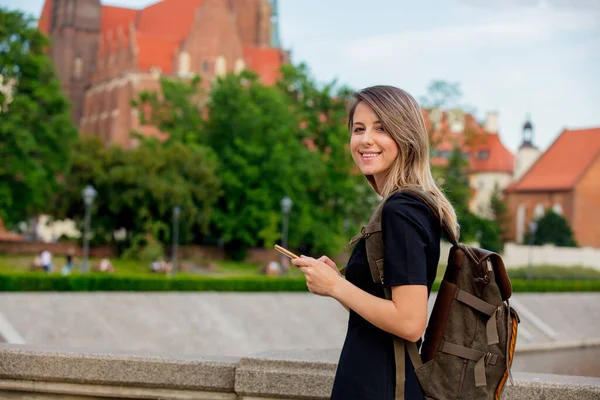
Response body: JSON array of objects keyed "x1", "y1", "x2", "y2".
[
  {"x1": 424, "y1": 109, "x2": 514, "y2": 174},
  {"x1": 101, "y1": 6, "x2": 138, "y2": 34},
  {"x1": 507, "y1": 127, "x2": 600, "y2": 192},
  {"x1": 136, "y1": 0, "x2": 204, "y2": 40},
  {"x1": 469, "y1": 133, "x2": 514, "y2": 174},
  {"x1": 243, "y1": 47, "x2": 282, "y2": 85},
  {"x1": 38, "y1": 0, "x2": 282, "y2": 84},
  {"x1": 38, "y1": 0, "x2": 53, "y2": 35},
  {"x1": 135, "y1": 33, "x2": 179, "y2": 73}
]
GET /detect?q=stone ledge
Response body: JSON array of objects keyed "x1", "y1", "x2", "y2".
[
  {"x1": 0, "y1": 344, "x2": 599, "y2": 400},
  {"x1": 0, "y1": 344, "x2": 238, "y2": 392},
  {"x1": 235, "y1": 349, "x2": 340, "y2": 399}
]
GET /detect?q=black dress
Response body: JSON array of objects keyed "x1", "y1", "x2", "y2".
[{"x1": 330, "y1": 192, "x2": 441, "y2": 400}]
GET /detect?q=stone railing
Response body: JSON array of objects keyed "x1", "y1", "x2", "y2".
[{"x1": 0, "y1": 344, "x2": 598, "y2": 399}]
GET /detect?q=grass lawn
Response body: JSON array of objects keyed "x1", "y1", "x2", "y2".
[
  {"x1": 1, "y1": 254, "x2": 598, "y2": 282},
  {"x1": 0, "y1": 254, "x2": 305, "y2": 278}
]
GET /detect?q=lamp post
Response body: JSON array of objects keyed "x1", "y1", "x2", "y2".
[
  {"x1": 172, "y1": 206, "x2": 181, "y2": 277},
  {"x1": 81, "y1": 185, "x2": 97, "y2": 273},
  {"x1": 343, "y1": 219, "x2": 350, "y2": 237},
  {"x1": 527, "y1": 221, "x2": 538, "y2": 281},
  {"x1": 280, "y1": 196, "x2": 293, "y2": 274}
]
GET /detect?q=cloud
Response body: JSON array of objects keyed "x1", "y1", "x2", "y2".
[
  {"x1": 341, "y1": 2, "x2": 598, "y2": 63},
  {"x1": 332, "y1": 0, "x2": 599, "y2": 153}
]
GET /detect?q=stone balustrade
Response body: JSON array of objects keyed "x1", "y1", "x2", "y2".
[{"x1": 0, "y1": 344, "x2": 598, "y2": 399}]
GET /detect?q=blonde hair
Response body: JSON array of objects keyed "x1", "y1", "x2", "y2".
[{"x1": 348, "y1": 85, "x2": 460, "y2": 239}]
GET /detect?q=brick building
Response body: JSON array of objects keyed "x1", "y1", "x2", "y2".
[
  {"x1": 38, "y1": 0, "x2": 287, "y2": 147},
  {"x1": 505, "y1": 127, "x2": 600, "y2": 248}
]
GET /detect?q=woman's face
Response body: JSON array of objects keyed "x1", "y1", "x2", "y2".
[{"x1": 350, "y1": 101, "x2": 399, "y2": 185}]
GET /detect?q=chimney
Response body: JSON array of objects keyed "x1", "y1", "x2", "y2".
[{"x1": 484, "y1": 111, "x2": 498, "y2": 133}]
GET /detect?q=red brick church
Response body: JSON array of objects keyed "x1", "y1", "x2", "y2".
[{"x1": 38, "y1": 0, "x2": 288, "y2": 147}]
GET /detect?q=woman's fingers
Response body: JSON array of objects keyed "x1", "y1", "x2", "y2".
[{"x1": 318, "y1": 255, "x2": 337, "y2": 269}]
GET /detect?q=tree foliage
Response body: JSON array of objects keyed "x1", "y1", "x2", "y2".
[
  {"x1": 0, "y1": 8, "x2": 77, "y2": 226},
  {"x1": 526, "y1": 210, "x2": 577, "y2": 247},
  {"x1": 440, "y1": 147, "x2": 501, "y2": 252},
  {"x1": 51, "y1": 136, "x2": 221, "y2": 250},
  {"x1": 200, "y1": 67, "x2": 374, "y2": 258},
  {"x1": 490, "y1": 183, "x2": 508, "y2": 240}
]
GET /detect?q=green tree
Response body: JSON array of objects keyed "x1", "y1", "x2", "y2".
[
  {"x1": 420, "y1": 80, "x2": 462, "y2": 109},
  {"x1": 276, "y1": 64, "x2": 378, "y2": 253},
  {"x1": 132, "y1": 76, "x2": 205, "y2": 146},
  {"x1": 201, "y1": 70, "x2": 319, "y2": 259},
  {"x1": 441, "y1": 147, "x2": 501, "y2": 251},
  {"x1": 0, "y1": 8, "x2": 77, "y2": 226},
  {"x1": 443, "y1": 146, "x2": 471, "y2": 219},
  {"x1": 527, "y1": 210, "x2": 577, "y2": 247},
  {"x1": 490, "y1": 183, "x2": 508, "y2": 239},
  {"x1": 51, "y1": 136, "x2": 221, "y2": 252}
]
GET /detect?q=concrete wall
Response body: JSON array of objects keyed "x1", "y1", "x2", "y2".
[
  {"x1": 502, "y1": 243, "x2": 600, "y2": 269},
  {"x1": 0, "y1": 345, "x2": 598, "y2": 399}
]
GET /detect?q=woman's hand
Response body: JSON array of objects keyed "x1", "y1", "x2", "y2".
[
  {"x1": 316, "y1": 255, "x2": 340, "y2": 276},
  {"x1": 291, "y1": 255, "x2": 343, "y2": 297}
]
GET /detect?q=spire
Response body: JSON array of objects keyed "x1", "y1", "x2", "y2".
[
  {"x1": 269, "y1": 0, "x2": 281, "y2": 48},
  {"x1": 520, "y1": 113, "x2": 535, "y2": 149}
]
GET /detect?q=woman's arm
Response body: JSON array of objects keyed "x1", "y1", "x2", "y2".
[
  {"x1": 292, "y1": 256, "x2": 427, "y2": 341},
  {"x1": 332, "y1": 279, "x2": 427, "y2": 342}
]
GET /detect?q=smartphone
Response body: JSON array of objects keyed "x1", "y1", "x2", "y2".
[{"x1": 274, "y1": 244, "x2": 299, "y2": 259}]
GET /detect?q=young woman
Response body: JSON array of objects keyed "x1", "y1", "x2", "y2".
[{"x1": 291, "y1": 85, "x2": 459, "y2": 399}]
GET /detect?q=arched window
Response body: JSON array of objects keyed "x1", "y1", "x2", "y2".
[
  {"x1": 552, "y1": 203, "x2": 563, "y2": 215},
  {"x1": 234, "y1": 58, "x2": 245, "y2": 74},
  {"x1": 516, "y1": 204, "x2": 526, "y2": 244},
  {"x1": 73, "y1": 57, "x2": 83, "y2": 79},
  {"x1": 178, "y1": 51, "x2": 190, "y2": 76},
  {"x1": 534, "y1": 203, "x2": 545, "y2": 219},
  {"x1": 215, "y1": 56, "x2": 227, "y2": 77}
]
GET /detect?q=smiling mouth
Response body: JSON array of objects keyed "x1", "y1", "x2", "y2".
[{"x1": 360, "y1": 152, "x2": 382, "y2": 160}]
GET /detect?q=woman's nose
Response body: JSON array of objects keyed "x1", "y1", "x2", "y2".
[{"x1": 360, "y1": 128, "x2": 375, "y2": 145}]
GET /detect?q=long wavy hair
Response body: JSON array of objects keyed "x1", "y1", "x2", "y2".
[{"x1": 348, "y1": 85, "x2": 460, "y2": 238}]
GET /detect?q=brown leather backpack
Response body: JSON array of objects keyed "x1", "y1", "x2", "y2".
[{"x1": 344, "y1": 188, "x2": 519, "y2": 400}]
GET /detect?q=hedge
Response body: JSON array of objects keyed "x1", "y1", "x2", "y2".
[{"x1": 0, "y1": 272, "x2": 599, "y2": 292}]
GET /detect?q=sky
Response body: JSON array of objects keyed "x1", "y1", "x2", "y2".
[{"x1": 2, "y1": 0, "x2": 599, "y2": 153}]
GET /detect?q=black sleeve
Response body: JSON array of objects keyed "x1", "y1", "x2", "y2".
[{"x1": 382, "y1": 193, "x2": 431, "y2": 287}]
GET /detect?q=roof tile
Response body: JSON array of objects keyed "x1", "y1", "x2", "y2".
[{"x1": 509, "y1": 127, "x2": 600, "y2": 191}]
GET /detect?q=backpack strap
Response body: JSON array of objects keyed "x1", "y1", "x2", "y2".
[{"x1": 383, "y1": 287, "x2": 423, "y2": 400}]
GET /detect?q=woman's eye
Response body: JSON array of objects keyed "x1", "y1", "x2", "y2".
[
  {"x1": 375, "y1": 126, "x2": 385, "y2": 132},
  {"x1": 353, "y1": 127, "x2": 364, "y2": 133}
]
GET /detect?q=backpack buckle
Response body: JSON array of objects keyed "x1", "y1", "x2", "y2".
[{"x1": 360, "y1": 226, "x2": 371, "y2": 238}]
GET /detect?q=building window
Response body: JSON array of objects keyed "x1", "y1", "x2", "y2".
[
  {"x1": 516, "y1": 204, "x2": 526, "y2": 244},
  {"x1": 178, "y1": 51, "x2": 191, "y2": 77},
  {"x1": 552, "y1": 203, "x2": 563, "y2": 215},
  {"x1": 201, "y1": 61, "x2": 209, "y2": 73},
  {"x1": 476, "y1": 150, "x2": 489, "y2": 160},
  {"x1": 215, "y1": 56, "x2": 227, "y2": 77},
  {"x1": 534, "y1": 203, "x2": 545, "y2": 219},
  {"x1": 234, "y1": 58, "x2": 245, "y2": 74},
  {"x1": 73, "y1": 57, "x2": 83, "y2": 79}
]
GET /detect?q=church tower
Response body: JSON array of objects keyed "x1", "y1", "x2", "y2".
[
  {"x1": 514, "y1": 115, "x2": 541, "y2": 181},
  {"x1": 49, "y1": 0, "x2": 101, "y2": 127}
]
